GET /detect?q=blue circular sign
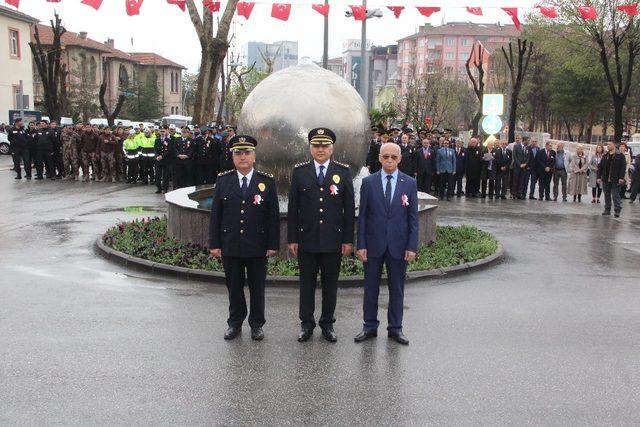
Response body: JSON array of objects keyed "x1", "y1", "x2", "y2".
[{"x1": 482, "y1": 115, "x2": 503, "y2": 135}]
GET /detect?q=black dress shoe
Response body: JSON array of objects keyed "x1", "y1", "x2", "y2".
[
  {"x1": 388, "y1": 331, "x2": 409, "y2": 345},
  {"x1": 155, "y1": 190, "x2": 162, "y2": 194},
  {"x1": 251, "y1": 327, "x2": 264, "y2": 341},
  {"x1": 602, "y1": 211, "x2": 611, "y2": 216},
  {"x1": 529, "y1": 196, "x2": 537, "y2": 200},
  {"x1": 354, "y1": 330, "x2": 377, "y2": 343},
  {"x1": 321, "y1": 327, "x2": 337, "y2": 342},
  {"x1": 224, "y1": 326, "x2": 241, "y2": 340},
  {"x1": 15, "y1": 175, "x2": 22, "y2": 180},
  {"x1": 298, "y1": 328, "x2": 313, "y2": 342},
  {"x1": 614, "y1": 212, "x2": 620, "y2": 218},
  {"x1": 35, "y1": 176, "x2": 44, "y2": 180}
]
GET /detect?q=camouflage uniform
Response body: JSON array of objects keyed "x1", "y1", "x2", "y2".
[
  {"x1": 99, "y1": 133, "x2": 117, "y2": 182},
  {"x1": 114, "y1": 129, "x2": 125, "y2": 182},
  {"x1": 61, "y1": 127, "x2": 80, "y2": 180},
  {"x1": 80, "y1": 128, "x2": 99, "y2": 182}
]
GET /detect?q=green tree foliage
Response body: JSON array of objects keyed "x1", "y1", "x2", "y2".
[{"x1": 121, "y1": 69, "x2": 163, "y2": 121}]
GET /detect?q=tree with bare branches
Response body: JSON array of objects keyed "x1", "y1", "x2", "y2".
[
  {"x1": 548, "y1": 0, "x2": 640, "y2": 143},
  {"x1": 29, "y1": 13, "x2": 68, "y2": 122},
  {"x1": 99, "y1": 81, "x2": 126, "y2": 127},
  {"x1": 185, "y1": 0, "x2": 239, "y2": 125},
  {"x1": 259, "y1": 45, "x2": 282, "y2": 74},
  {"x1": 502, "y1": 39, "x2": 534, "y2": 143},
  {"x1": 465, "y1": 43, "x2": 487, "y2": 136}
]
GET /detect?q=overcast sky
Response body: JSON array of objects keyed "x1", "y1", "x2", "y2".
[{"x1": 15, "y1": 0, "x2": 538, "y2": 72}]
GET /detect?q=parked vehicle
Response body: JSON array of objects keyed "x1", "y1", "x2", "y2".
[{"x1": 0, "y1": 131, "x2": 9, "y2": 155}]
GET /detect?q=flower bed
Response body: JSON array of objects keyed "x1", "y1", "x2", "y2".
[{"x1": 102, "y1": 217, "x2": 498, "y2": 276}]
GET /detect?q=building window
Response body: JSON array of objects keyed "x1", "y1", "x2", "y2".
[
  {"x1": 9, "y1": 28, "x2": 20, "y2": 58},
  {"x1": 446, "y1": 38, "x2": 454, "y2": 46},
  {"x1": 445, "y1": 52, "x2": 454, "y2": 60},
  {"x1": 459, "y1": 52, "x2": 469, "y2": 61},
  {"x1": 427, "y1": 39, "x2": 437, "y2": 48},
  {"x1": 461, "y1": 38, "x2": 470, "y2": 46}
]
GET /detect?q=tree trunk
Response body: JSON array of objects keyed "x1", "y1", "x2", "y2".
[{"x1": 613, "y1": 98, "x2": 624, "y2": 144}]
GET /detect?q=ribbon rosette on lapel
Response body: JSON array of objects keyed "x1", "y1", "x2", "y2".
[
  {"x1": 329, "y1": 184, "x2": 339, "y2": 195},
  {"x1": 253, "y1": 194, "x2": 262, "y2": 205},
  {"x1": 401, "y1": 194, "x2": 409, "y2": 207}
]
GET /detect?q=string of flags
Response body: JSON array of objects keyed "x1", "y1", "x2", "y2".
[{"x1": 5, "y1": 0, "x2": 640, "y2": 27}]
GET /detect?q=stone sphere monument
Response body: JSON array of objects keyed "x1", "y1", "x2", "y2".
[{"x1": 237, "y1": 58, "x2": 369, "y2": 194}]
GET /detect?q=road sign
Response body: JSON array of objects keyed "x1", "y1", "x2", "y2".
[
  {"x1": 481, "y1": 115, "x2": 503, "y2": 135},
  {"x1": 482, "y1": 94, "x2": 504, "y2": 116}
]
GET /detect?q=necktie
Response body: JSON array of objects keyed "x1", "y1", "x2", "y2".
[
  {"x1": 424, "y1": 149, "x2": 428, "y2": 159},
  {"x1": 385, "y1": 175, "x2": 392, "y2": 208},
  {"x1": 579, "y1": 158, "x2": 583, "y2": 168},
  {"x1": 241, "y1": 176, "x2": 248, "y2": 198},
  {"x1": 318, "y1": 165, "x2": 325, "y2": 186}
]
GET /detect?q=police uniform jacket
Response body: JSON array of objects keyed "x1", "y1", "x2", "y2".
[
  {"x1": 154, "y1": 136, "x2": 174, "y2": 165},
  {"x1": 173, "y1": 137, "x2": 194, "y2": 164},
  {"x1": 33, "y1": 129, "x2": 54, "y2": 152},
  {"x1": 195, "y1": 136, "x2": 220, "y2": 166},
  {"x1": 287, "y1": 160, "x2": 355, "y2": 253},
  {"x1": 8, "y1": 127, "x2": 28, "y2": 151},
  {"x1": 209, "y1": 169, "x2": 280, "y2": 258}
]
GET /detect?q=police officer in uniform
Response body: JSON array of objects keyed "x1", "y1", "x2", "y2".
[
  {"x1": 33, "y1": 121, "x2": 55, "y2": 180},
  {"x1": 8, "y1": 118, "x2": 31, "y2": 180},
  {"x1": 288, "y1": 128, "x2": 356, "y2": 342},
  {"x1": 173, "y1": 128, "x2": 195, "y2": 189},
  {"x1": 154, "y1": 127, "x2": 174, "y2": 194},
  {"x1": 209, "y1": 135, "x2": 280, "y2": 341},
  {"x1": 194, "y1": 128, "x2": 220, "y2": 185}
]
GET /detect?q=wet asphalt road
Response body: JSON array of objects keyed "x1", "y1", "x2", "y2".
[{"x1": 1, "y1": 155, "x2": 640, "y2": 425}]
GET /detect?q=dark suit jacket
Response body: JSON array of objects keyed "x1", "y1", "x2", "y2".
[
  {"x1": 357, "y1": 170, "x2": 419, "y2": 259},
  {"x1": 414, "y1": 146, "x2": 436, "y2": 175},
  {"x1": 287, "y1": 160, "x2": 355, "y2": 253},
  {"x1": 598, "y1": 151, "x2": 627, "y2": 183},
  {"x1": 494, "y1": 146, "x2": 511, "y2": 172},
  {"x1": 535, "y1": 148, "x2": 556, "y2": 174},
  {"x1": 209, "y1": 170, "x2": 280, "y2": 257},
  {"x1": 512, "y1": 142, "x2": 529, "y2": 169},
  {"x1": 454, "y1": 147, "x2": 467, "y2": 174}
]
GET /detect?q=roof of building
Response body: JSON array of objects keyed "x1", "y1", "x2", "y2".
[
  {"x1": 327, "y1": 57, "x2": 343, "y2": 65},
  {"x1": 129, "y1": 52, "x2": 186, "y2": 69},
  {"x1": 398, "y1": 22, "x2": 521, "y2": 42},
  {"x1": 0, "y1": 4, "x2": 39, "y2": 24},
  {"x1": 32, "y1": 24, "x2": 185, "y2": 68}
]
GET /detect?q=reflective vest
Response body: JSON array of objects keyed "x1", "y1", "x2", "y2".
[{"x1": 123, "y1": 137, "x2": 140, "y2": 159}]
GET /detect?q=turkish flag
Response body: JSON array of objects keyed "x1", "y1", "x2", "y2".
[
  {"x1": 81, "y1": 0, "x2": 103, "y2": 10},
  {"x1": 501, "y1": 7, "x2": 521, "y2": 30},
  {"x1": 271, "y1": 3, "x2": 291, "y2": 21},
  {"x1": 466, "y1": 7, "x2": 483, "y2": 16},
  {"x1": 203, "y1": 0, "x2": 220, "y2": 12},
  {"x1": 5, "y1": 0, "x2": 19, "y2": 7},
  {"x1": 350, "y1": 5, "x2": 366, "y2": 21},
  {"x1": 617, "y1": 4, "x2": 638, "y2": 16},
  {"x1": 237, "y1": 2, "x2": 255, "y2": 19},
  {"x1": 578, "y1": 6, "x2": 597, "y2": 20},
  {"x1": 387, "y1": 6, "x2": 404, "y2": 18},
  {"x1": 312, "y1": 3, "x2": 330, "y2": 16},
  {"x1": 167, "y1": 0, "x2": 186, "y2": 11},
  {"x1": 538, "y1": 6, "x2": 558, "y2": 18},
  {"x1": 416, "y1": 7, "x2": 441, "y2": 17},
  {"x1": 126, "y1": 0, "x2": 144, "y2": 16}
]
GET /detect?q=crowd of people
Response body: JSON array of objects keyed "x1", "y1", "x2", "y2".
[
  {"x1": 6, "y1": 118, "x2": 236, "y2": 194},
  {"x1": 366, "y1": 127, "x2": 640, "y2": 217}
]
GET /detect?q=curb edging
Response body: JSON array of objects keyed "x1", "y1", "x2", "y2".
[{"x1": 96, "y1": 238, "x2": 504, "y2": 287}]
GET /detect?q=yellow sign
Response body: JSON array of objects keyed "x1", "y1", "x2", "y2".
[
  {"x1": 332, "y1": 174, "x2": 340, "y2": 184},
  {"x1": 483, "y1": 134, "x2": 497, "y2": 147},
  {"x1": 258, "y1": 182, "x2": 266, "y2": 192}
]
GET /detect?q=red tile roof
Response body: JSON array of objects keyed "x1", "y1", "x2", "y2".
[
  {"x1": 0, "y1": 4, "x2": 39, "y2": 24},
  {"x1": 31, "y1": 24, "x2": 185, "y2": 68},
  {"x1": 399, "y1": 22, "x2": 521, "y2": 42},
  {"x1": 129, "y1": 52, "x2": 186, "y2": 69}
]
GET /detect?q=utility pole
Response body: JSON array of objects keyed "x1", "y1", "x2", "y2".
[
  {"x1": 359, "y1": 0, "x2": 368, "y2": 108},
  {"x1": 18, "y1": 80, "x2": 25, "y2": 120},
  {"x1": 322, "y1": 0, "x2": 328, "y2": 69}
]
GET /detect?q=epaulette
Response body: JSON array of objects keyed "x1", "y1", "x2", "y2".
[
  {"x1": 255, "y1": 170, "x2": 274, "y2": 179},
  {"x1": 334, "y1": 160, "x2": 350, "y2": 169},
  {"x1": 218, "y1": 169, "x2": 234, "y2": 177},
  {"x1": 294, "y1": 160, "x2": 311, "y2": 168}
]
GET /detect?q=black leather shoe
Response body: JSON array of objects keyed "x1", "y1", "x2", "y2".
[
  {"x1": 155, "y1": 190, "x2": 162, "y2": 194},
  {"x1": 298, "y1": 328, "x2": 313, "y2": 342},
  {"x1": 15, "y1": 175, "x2": 22, "y2": 180},
  {"x1": 602, "y1": 211, "x2": 611, "y2": 216},
  {"x1": 224, "y1": 327, "x2": 241, "y2": 340},
  {"x1": 354, "y1": 330, "x2": 377, "y2": 343},
  {"x1": 614, "y1": 212, "x2": 620, "y2": 218},
  {"x1": 321, "y1": 327, "x2": 338, "y2": 342},
  {"x1": 251, "y1": 327, "x2": 264, "y2": 341},
  {"x1": 388, "y1": 331, "x2": 409, "y2": 345}
]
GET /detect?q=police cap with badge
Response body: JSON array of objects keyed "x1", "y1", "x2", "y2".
[
  {"x1": 308, "y1": 127, "x2": 336, "y2": 146},
  {"x1": 229, "y1": 135, "x2": 258, "y2": 152}
]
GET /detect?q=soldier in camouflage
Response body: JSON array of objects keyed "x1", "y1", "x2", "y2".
[{"x1": 61, "y1": 125, "x2": 80, "y2": 180}]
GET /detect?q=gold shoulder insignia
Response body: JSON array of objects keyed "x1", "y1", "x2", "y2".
[
  {"x1": 294, "y1": 161, "x2": 311, "y2": 168},
  {"x1": 334, "y1": 161, "x2": 350, "y2": 169},
  {"x1": 218, "y1": 169, "x2": 234, "y2": 176},
  {"x1": 256, "y1": 170, "x2": 274, "y2": 178}
]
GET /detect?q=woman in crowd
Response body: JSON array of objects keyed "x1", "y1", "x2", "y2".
[
  {"x1": 569, "y1": 145, "x2": 588, "y2": 202},
  {"x1": 480, "y1": 141, "x2": 496, "y2": 199},
  {"x1": 619, "y1": 141, "x2": 632, "y2": 199},
  {"x1": 588, "y1": 144, "x2": 604, "y2": 203}
]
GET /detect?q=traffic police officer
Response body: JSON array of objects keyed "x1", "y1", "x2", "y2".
[
  {"x1": 123, "y1": 129, "x2": 140, "y2": 184},
  {"x1": 287, "y1": 128, "x2": 356, "y2": 342},
  {"x1": 209, "y1": 135, "x2": 280, "y2": 341},
  {"x1": 8, "y1": 118, "x2": 31, "y2": 180}
]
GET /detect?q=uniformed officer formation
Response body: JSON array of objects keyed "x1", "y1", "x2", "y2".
[
  {"x1": 209, "y1": 128, "x2": 416, "y2": 345},
  {"x1": 7, "y1": 118, "x2": 239, "y2": 193}
]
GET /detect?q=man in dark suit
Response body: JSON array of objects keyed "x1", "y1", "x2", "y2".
[
  {"x1": 173, "y1": 128, "x2": 195, "y2": 189},
  {"x1": 366, "y1": 129, "x2": 382, "y2": 173},
  {"x1": 527, "y1": 138, "x2": 541, "y2": 199},
  {"x1": 355, "y1": 142, "x2": 419, "y2": 345},
  {"x1": 209, "y1": 135, "x2": 280, "y2": 341},
  {"x1": 397, "y1": 133, "x2": 415, "y2": 176},
  {"x1": 414, "y1": 137, "x2": 436, "y2": 194},
  {"x1": 453, "y1": 139, "x2": 467, "y2": 196},
  {"x1": 288, "y1": 128, "x2": 355, "y2": 343},
  {"x1": 494, "y1": 139, "x2": 511, "y2": 199},
  {"x1": 511, "y1": 134, "x2": 529, "y2": 199},
  {"x1": 465, "y1": 137, "x2": 483, "y2": 197},
  {"x1": 536, "y1": 141, "x2": 556, "y2": 201},
  {"x1": 153, "y1": 127, "x2": 174, "y2": 194}
]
